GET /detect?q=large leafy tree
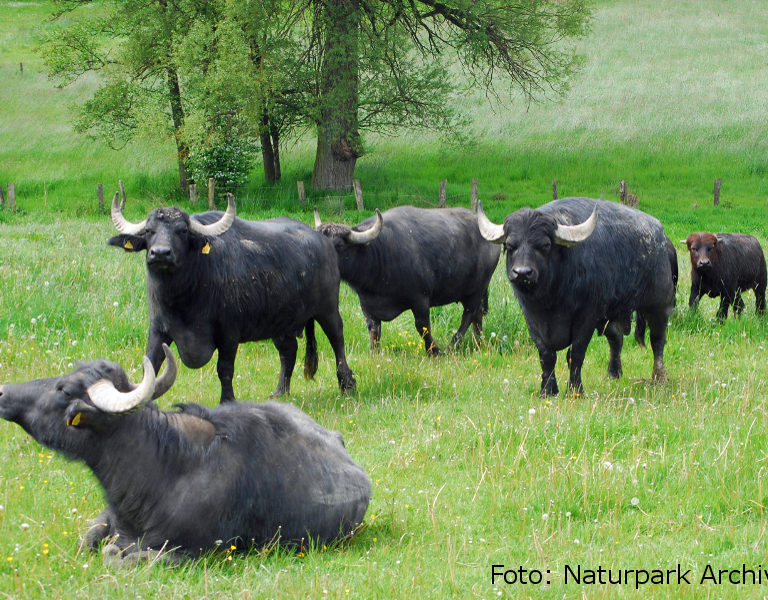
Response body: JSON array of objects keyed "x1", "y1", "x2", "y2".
[
  {"x1": 309, "y1": 0, "x2": 591, "y2": 190},
  {"x1": 42, "y1": 0, "x2": 590, "y2": 194},
  {"x1": 42, "y1": 0, "x2": 204, "y2": 191}
]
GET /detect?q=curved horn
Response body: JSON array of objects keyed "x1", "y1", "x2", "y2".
[
  {"x1": 476, "y1": 201, "x2": 506, "y2": 243},
  {"x1": 111, "y1": 191, "x2": 147, "y2": 235},
  {"x1": 151, "y1": 343, "x2": 177, "y2": 400},
  {"x1": 347, "y1": 209, "x2": 383, "y2": 245},
  {"x1": 553, "y1": 206, "x2": 598, "y2": 246},
  {"x1": 87, "y1": 356, "x2": 156, "y2": 414},
  {"x1": 190, "y1": 193, "x2": 236, "y2": 237},
  {"x1": 313, "y1": 207, "x2": 322, "y2": 229}
]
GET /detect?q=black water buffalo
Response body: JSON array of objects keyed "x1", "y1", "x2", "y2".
[
  {"x1": 684, "y1": 232, "x2": 766, "y2": 319},
  {"x1": 315, "y1": 206, "x2": 501, "y2": 354},
  {"x1": 634, "y1": 235, "x2": 679, "y2": 346},
  {"x1": 0, "y1": 347, "x2": 371, "y2": 562},
  {"x1": 478, "y1": 197, "x2": 676, "y2": 396},
  {"x1": 108, "y1": 192, "x2": 355, "y2": 402}
]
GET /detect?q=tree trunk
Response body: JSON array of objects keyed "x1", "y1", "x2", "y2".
[
  {"x1": 271, "y1": 128, "x2": 281, "y2": 181},
  {"x1": 260, "y1": 125, "x2": 277, "y2": 183},
  {"x1": 311, "y1": 0, "x2": 361, "y2": 191},
  {"x1": 166, "y1": 66, "x2": 190, "y2": 192},
  {"x1": 259, "y1": 113, "x2": 282, "y2": 183}
]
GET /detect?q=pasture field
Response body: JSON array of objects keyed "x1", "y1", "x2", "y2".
[{"x1": 3, "y1": 0, "x2": 768, "y2": 599}]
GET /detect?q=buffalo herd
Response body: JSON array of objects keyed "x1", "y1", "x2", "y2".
[{"x1": 1, "y1": 188, "x2": 766, "y2": 564}]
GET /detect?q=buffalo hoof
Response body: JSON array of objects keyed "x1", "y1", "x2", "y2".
[
  {"x1": 338, "y1": 369, "x2": 357, "y2": 393},
  {"x1": 102, "y1": 543, "x2": 172, "y2": 568},
  {"x1": 84, "y1": 520, "x2": 110, "y2": 551}
]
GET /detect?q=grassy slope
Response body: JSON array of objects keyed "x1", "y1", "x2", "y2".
[{"x1": 2, "y1": 1, "x2": 768, "y2": 598}]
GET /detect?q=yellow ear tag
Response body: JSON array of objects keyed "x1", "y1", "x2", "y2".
[
  {"x1": 201, "y1": 242, "x2": 211, "y2": 255},
  {"x1": 68, "y1": 413, "x2": 82, "y2": 427},
  {"x1": 124, "y1": 240, "x2": 134, "y2": 250}
]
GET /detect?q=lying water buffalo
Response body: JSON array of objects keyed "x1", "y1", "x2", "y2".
[
  {"x1": 108, "y1": 192, "x2": 355, "y2": 402},
  {"x1": 315, "y1": 206, "x2": 500, "y2": 354},
  {"x1": 684, "y1": 232, "x2": 766, "y2": 319},
  {"x1": 478, "y1": 197, "x2": 676, "y2": 396},
  {"x1": 0, "y1": 346, "x2": 371, "y2": 562}
]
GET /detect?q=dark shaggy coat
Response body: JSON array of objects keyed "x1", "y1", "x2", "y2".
[
  {"x1": 317, "y1": 206, "x2": 500, "y2": 354},
  {"x1": 0, "y1": 360, "x2": 371, "y2": 559},
  {"x1": 109, "y1": 208, "x2": 355, "y2": 401},
  {"x1": 685, "y1": 232, "x2": 766, "y2": 319}
]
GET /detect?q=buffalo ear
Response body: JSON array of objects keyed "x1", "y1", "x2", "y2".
[
  {"x1": 64, "y1": 400, "x2": 105, "y2": 429},
  {"x1": 107, "y1": 234, "x2": 147, "y2": 253}
]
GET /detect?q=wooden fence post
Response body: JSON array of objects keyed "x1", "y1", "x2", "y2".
[
  {"x1": 297, "y1": 181, "x2": 306, "y2": 207},
  {"x1": 0, "y1": 183, "x2": 5, "y2": 209},
  {"x1": 188, "y1": 183, "x2": 198, "y2": 205},
  {"x1": 552, "y1": 179, "x2": 558, "y2": 200},
  {"x1": 438, "y1": 179, "x2": 447, "y2": 208},
  {"x1": 208, "y1": 178, "x2": 215, "y2": 210},
  {"x1": 714, "y1": 178, "x2": 722, "y2": 206},
  {"x1": 471, "y1": 178, "x2": 478, "y2": 210},
  {"x1": 353, "y1": 179, "x2": 364, "y2": 211},
  {"x1": 7, "y1": 183, "x2": 16, "y2": 211},
  {"x1": 619, "y1": 180, "x2": 627, "y2": 204},
  {"x1": 19, "y1": 62, "x2": 23, "y2": 75},
  {"x1": 97, "y1": 183, "x2": 104, "y2": 212}
]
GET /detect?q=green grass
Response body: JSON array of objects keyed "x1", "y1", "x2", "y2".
[{"x1": 3, "y1": 0, "x2": 768, "y2": 598}]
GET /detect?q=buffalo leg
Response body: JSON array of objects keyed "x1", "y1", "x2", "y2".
[
  {"x1": 304, "y1": 320, "x2": 319, "y2": 380},
  {"x1": 538, "y1": 347, "x2": 558, "y2": 397},
  {"x1": 270, "y1": 335, "x2": 297, "y2": 397},
  {"x1": 472, "y1": 290, "x2": 490, "y2": 337},
  {"x1": 756, "y1": 281, "x2": 767, "y2": 314},
  {"x1": 362, "y1": 307, "x2": 382, "y2": 352},
  {"x1": 566, "y1": 334, "x2": 592, "y2": 396},
  {"x1": 316, "y1": 312, "x2": 357, "y2": 393},
  {"x1": 413, "y1": 305, "x2": 440, "y2": 355},
  {"x1": 733, "y1": 291, "x2": 745, "y2": 316},
  {"x1": 604, "y1": 322, "x2": 624, "y2": 378},
  {"x1": 216, "y1": 343, "x2": 239, "y2": 403},
  {"x1": 688, "y1": 273, "x2": 702, "y2": 309},
  {"x1": 716, "y1": 295, "x2": 730, "y2": 320},
  {"x1": 450, "y1": 303, "x2": 479, "y2": 349},
  {"x1": 84, "y1": 509, "x2": 114, "y2": 551},
  {"x1": 644, "y1": 313, "x2": 669, "y2": 382}
]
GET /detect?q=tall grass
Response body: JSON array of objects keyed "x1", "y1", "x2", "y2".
[{"x1": 3, "y1": 0, "x2": 768, "y2": 598}]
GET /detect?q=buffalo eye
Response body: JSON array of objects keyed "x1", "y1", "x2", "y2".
[{"x1": 537, "y1": 239, "x2": 552, "y2": 253}]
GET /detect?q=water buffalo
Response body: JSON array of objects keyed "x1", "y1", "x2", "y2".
[
  {"x1": 634, "y1": 236, "x2": 678, "y2": 347},
  {"x1": 315, "y1": 206, "x2": 501, "y2": 354},
  {"x1": 108, "y1": 192, "x2": 356, "y2": 402},
  {"x1": 684, "y1": 232, "x2": 766, "y2": 319},
  {"x1": 478, "y1": 197, "x2": 676, "y2": 396},
  {"x1": 0, "y1": 346, "x2": 371, "y2": 562}
]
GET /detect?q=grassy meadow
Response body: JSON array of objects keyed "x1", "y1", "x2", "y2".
[{"x1": 3, "y1": 0, "x2": 768, "y2": 598}]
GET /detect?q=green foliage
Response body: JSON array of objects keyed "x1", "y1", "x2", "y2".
[{"x1": 186, "y1": 117, "x2": 259, "y2": 193}]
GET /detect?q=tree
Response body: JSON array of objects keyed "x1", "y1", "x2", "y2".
[
  {"x1": 41, "y1": 0, "x2": 203, "y2": 191},
  {"x1": 310, "y1": 0, "x2": 591, "y2": 190}
]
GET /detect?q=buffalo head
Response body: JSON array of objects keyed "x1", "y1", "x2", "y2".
[
  {"x1": 0, "y1": 345, "x2": 176, "y2": 456},
  {"x1": 477, "y1": 201, "x2": 598, "y2": 290},
  {"x1": 107, "y1": 192, "x2": 236, "y2": 272},
  {"x1": 314, "y1": 207, "x2": 384, "y2": 249},
  {"x1": 684, "y1": 232, "x2": 719, "y2": 273}
]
